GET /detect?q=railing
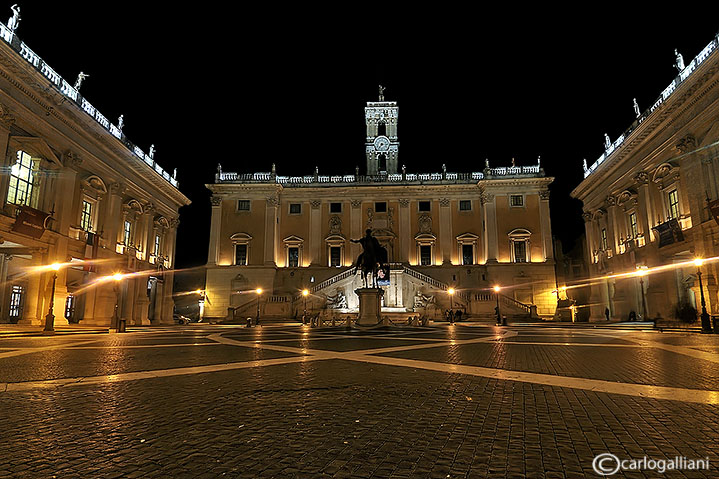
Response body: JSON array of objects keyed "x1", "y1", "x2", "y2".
[
  {"x1": 310, "y1": 267, "x2": 356, "y2": 295},
  {"x1": 585, "y1": 32, "x2": 719, "y2": 179},
  {"x1": 474, "y1": 292, "x2": 532, "y2": 315},
  {"x1": 216, "y1": 165, "x2": 545, "y2": 185},
  {"x1": 0, "y1": 21, "x2": 180, "y2": 191},
  {"x1": 402, "y1": 265, "x2": 471, "y2": 303}
]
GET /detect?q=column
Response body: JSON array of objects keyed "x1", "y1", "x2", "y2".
[
  {"x1": 207, "y1": 196, "x2": 222, "y2": 265},
  {"x1": 350, "y1": 200, "x2": 362, "y2": 263},
  {"x1": 309, "y1": 200, "x2": 321, "y2": 265},
  {"x1": 634, "y1": 173, "x2": 652, "y2": 244},
  {"x1": 398, "y1": 199, "x2": 410, "y2": 263},
  {"x1": 582, "y1": 212, "x2": 594, "y2": 272},
  {"x1": 264, "y1": 195, "x2": 278, "y2": 266},
  {"x1": 538, "y1": 190, "x2": 553, "y2": 260},
  {"x1": 604, "y1": 196, "x2": 618, "y2": 255},
  {"x1": 103, "y1": 183, "x2": 124, "y2": 253},
  {"x1": 0, "y1": 254, "x2": 10, "y2": 322},
  {"x1": 482, "y1": 193, "x2": 498, "y2": 263},
  {"x1": 139, "y1": 204, "x2": 156, "y2": 262},
  {"x1": 0, "y1": 121, "x2": 11, "y2": 201},
  {"x1": 439, "y1": 198, "x2": 452, "y2": 264}
]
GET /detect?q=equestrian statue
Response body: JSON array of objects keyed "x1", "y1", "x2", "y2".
[{"x1": 351, "y1": 229, "x2": 388, "y2": 288}]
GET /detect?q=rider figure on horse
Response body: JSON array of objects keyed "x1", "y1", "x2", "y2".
[{"x1": 351, "y1": 229, "x2": 385, "y2": 287}]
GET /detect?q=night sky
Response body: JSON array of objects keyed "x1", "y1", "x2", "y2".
[{"x1": 4, "y1": 4, "x2": 718, "y2": 275}]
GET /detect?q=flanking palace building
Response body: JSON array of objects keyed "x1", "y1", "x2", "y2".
[{"x1": 204, "y1": 91, "x2": 557, "y2": 320}]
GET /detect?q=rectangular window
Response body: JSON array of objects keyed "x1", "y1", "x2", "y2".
[
  {"x1": 235, "y1": 244, "x2": 247, "y2": 265},
  {"x1": 237, "y1": 200, "x2": 250, "y2": 211},
  {"x1": 8, "y1": 285, "x2": 23, "y2": 321},
  {"x1": 123, "y1": 220, "x2": 132, "y2": 246},
  {"x1": 513, "y1": 240, "x2": 527, "y2": 263},
  {"x1": 289, "y1": 203, "x2": 302, "y2": 214},
  {"x1": 462, "y1": 244, "x2": 474, "y2": 265},
  {"x1": 154, "y1": 234, "x2": 161, "y2": 257},
  {"x1": 330, "y1": 246, "x2": 341, "y2": 267},
  {"x1": 375, "y1": 202, "x2": 387, "y2": 213},
  {"x1": 420, "y1": 245, "x2": 432, "y2": 266},
  {"x1": 7, "y1": 151, "x2": 39, "y2": 207},
  {"x1": 288, "y1": 247, "x2": 299, "y2": 267},
  {"x1": 418, "y1": 201, "x2": 431, "y2": 212},
  {"x1": 510, "y1": 195, "x2": 524, "y2": 207},
  {"x1": 629, "y1": 212, "x2": 638, "y2": 237},
  {"x1": 668, "y1": 190, "x2": 679, "y2": 219},
  {"x1": 459, "y1": 200, "x2": 471, "y2": 211},
  {"x1": 601, "y1": 228, "x2": 608, "y2": 250},
  {"x1": 80, "y1": 200, "x2": 93, "y2": 232},
  {"x1": 330, "y1": 202, "x2": 342, "y2": 213}
]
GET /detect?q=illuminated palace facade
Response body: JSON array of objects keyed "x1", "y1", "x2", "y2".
[
  {"x1": 204, "y1": 94, "x2": 557, "y2": 320},
  {"x1": 0, "y1": 21, "x2": 189, "y2": 325},
  {"x1": 572, "y1": 32, "x2": 719, "y2": 322}
]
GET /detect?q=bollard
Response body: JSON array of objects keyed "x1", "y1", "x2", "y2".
[
  {"x1": 118, "y1": 318, "x2": 126, "y2": 333},
  {"x1": 246, "y1": 317, "x2": 252, "y2": 328}
]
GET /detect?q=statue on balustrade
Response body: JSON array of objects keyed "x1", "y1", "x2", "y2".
[{"x1": 7, "y1": 5, "x2": 20, "y2": 32}]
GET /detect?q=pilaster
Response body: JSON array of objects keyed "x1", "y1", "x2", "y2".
[
  {"x1": 439, "y1": 198, "x2": 452, "y2": 264},
  {"x1": 482, "y1": 193, "x2": 498, "y2": 263},
  {"x1": 207, "y1": 196, "x2": 222, "y2": 265}
]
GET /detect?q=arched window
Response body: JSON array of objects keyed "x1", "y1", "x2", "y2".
[
  {"x1": 230, "y1": 233, "x2": 253, "y2": 266},
  {"x1": 377, "y1": 121, "x2": 386, "y2": 137},
  {"x1": 508, "y1": 228, "x2": 531, "y2": 263},
  {"x1": 7, "y1": 150, "x2": 40, "y2": 207},
  {"x1": 378, "y1": 154, "x2": 387, "y2": 172}
]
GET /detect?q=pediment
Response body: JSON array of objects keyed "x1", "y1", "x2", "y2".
[{"x1": 8, "y1": 137, "x2": 62, "y2": 166}]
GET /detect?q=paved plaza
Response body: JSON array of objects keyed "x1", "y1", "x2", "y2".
[{"x1": 2, "y1": 323, "x2": 719, "y2": 478}]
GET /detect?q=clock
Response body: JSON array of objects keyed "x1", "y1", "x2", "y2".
[{"x1": 374, "y1": 135, "x2": 390, "y2": 152}]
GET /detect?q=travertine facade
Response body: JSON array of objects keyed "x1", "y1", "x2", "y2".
[
  {"x1": 572, "y1": 33, "x2": 719, "y2": 322},
  {"x1": 204, "y1": 95, "x2": 557, "y2": 320},
  {"x1": 0, "y1": 21, "x2": 190, "y2": 325}
]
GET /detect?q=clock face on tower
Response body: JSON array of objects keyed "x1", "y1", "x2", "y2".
[{"x1": 374, "y1": 135, "x2": 390, "y2": 152}]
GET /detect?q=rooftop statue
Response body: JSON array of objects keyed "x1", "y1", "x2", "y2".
[
  {"x1": 7, "y1": 4, "x2": 20, "y2": 32},
  {"x1": 674, "y1": 49, "x2": 685, "y2": 71},
  {"x1": 604, "y1": 133, "x2": 611, "y2": 150},
  {"x1": 633, "y1": 98, "x2": 640, "y2": 118},
  {"x1": 149, "y1": 144, "x2": 155, "y2": 159},
  {"x1": 583, "y1": 159, "x2": 588, "y2": 173},
  {"x1": 117, "y1": 114, "x2": 124, "y2": 132},
  {"x1": 74, "y1": 72, "x2": 89, "y2": 91},
  {"x1": 378, "y1": 85, "x2": 385, "y2": 101}
]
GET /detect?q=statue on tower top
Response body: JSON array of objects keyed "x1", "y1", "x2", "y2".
[
  {"x1": 378, "y1": 85, "x2": 385, "y2": 101},
  {"x1": 8, "y1": 4, "x2": 20, "y2": 32}
]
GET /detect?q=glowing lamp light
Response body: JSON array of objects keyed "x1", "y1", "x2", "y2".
[
  {"x1": 50, "y1": 263, "x2": 62, "y2": 271},
  {"x1": 447, "y1": 288, "x2": 455, "y2": 295},
  {"x1": 493, "y1": 285, "x2": 501, "y2": 293},
  {"x1": 694, "y1": 258, "x2": 704, "y2": 267},
  {"x1": 302, "y1": 289, "x2": 309, "y2": 297},
  {"x1": 112, "y1": 273, "x2": 124, "y2": 281},
  {"x1": 256, "y1": 288, "x2": 263, "y2": 295}
]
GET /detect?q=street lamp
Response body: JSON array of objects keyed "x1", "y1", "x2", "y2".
[
  {"x1": 493, "y1": 285, "x2": 502, "y2": 325},
  {"x1": 636, "y1": 266, "x2": 648, "y2": 322},
  {"x1": 302, "y1": 289, "x2": 309, "y2": 324},
  {"x1": 694, "y1": 258, "x2": 711, "y2": 332},
  {"x1": 43, "y1": 263, "x2": 62, "y2": 334},
  {"x1": 195, "y1": 289, "x2": 206, "y2": 322},
  {"x1": 447, "y1": 288, "x2": 455, "y2": 324},
  {"x1": 255, "y1": 288, "x2": 263, "y2": 326}
]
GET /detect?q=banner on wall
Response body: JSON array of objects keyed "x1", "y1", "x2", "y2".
[
  {"x1": 11, "y1": 206, "x2": 51, "y2": 239},
  {"x1": 376, "y1": 264, "x2": 390, "y2": 286}
]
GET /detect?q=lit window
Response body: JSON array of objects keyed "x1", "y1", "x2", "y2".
[
  {"x1": 513, "y1": 240, "x2": 528, "y2": 263},
  {"x1": 7, "y1": 150, "x2": 39, "y2": 207},
  {"x1": 80, "y1": 200, "x2": 93, "y2": 232},
  {"x1": 459, "y1": 200, "x2": 471, "y2": 211},
  {"x1": 510, "y1": 195, "x2": 524, "y2": 207},
  {"x1": 601, "y1": 228, "x2": 608, "y2": 250},
  {"x1": 289, "y1": 203, "x2": 302, "y2": 214},
  {"x1": 123, "y1": 220, "x2": 132, "y2": 246},
  {"x1": 418, "y1": 201, "x2": 431, "y2": 212},
  {"x1": 9, "y1": 285, "x2": 23, "y2": 321},
  {"x1": 154, "y1": 234, "x2": 161, "y2": 257},
  {"x1": 508, "y1": 228, "x2": 531, "y2": 263},
  {"x1": 237, "y1": 200, "x2": 250, "y2": 211},
  {"x1": 629, "y1": 212, "x2": 638, "y2": 238},
  {"x1": 668, "y1": 190, "x2": 679, "y2": 219}
]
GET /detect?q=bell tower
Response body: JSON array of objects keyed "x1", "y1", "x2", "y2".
[{"x1": 365, "y1": 85, "x2": 399, "y2": 175}]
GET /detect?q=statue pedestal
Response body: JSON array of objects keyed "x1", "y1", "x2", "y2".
[{"x1": 355, "y1": 288, "x2": 384, "y2": 326}]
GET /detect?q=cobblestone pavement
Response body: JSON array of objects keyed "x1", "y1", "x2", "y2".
[{"x1": 2, "y1": 323, "x2": 719, "y2": 478}]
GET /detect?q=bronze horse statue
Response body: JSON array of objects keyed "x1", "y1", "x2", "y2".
[{"x1": 351, "y1": 229, "x2": 388, "y2": 288}]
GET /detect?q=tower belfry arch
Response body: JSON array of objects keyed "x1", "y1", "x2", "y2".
[{"x1": 365, "y1": 85, "x2": 399, "y2": 175}]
